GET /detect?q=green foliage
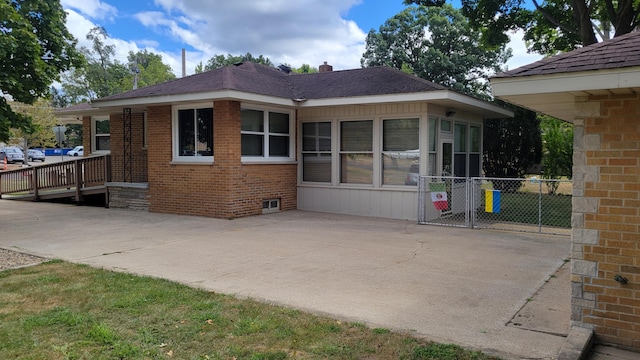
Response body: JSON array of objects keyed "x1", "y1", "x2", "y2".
[
  {"x1": 8, "y1": 99, "x2": 59, "y2": 148},
  {"x1": 406, "y1": 0, "x2": 640, "y2": 56},
  {"x1": 0, "y1": 0, "x2": 83, "y2": 143},
  {"x1": 61, "y1": 27, "x2": 175, "y2": 103},
  {"x1": 540, "y1": 115, "x2": 573, "y2": 194},
  {"x1": 202, "y1": 53, "x2": 274, "y2": 71},
  {"x1": 361, "y1": 4, "x2": 511, "y2": 98},
  {"x1": 483, "y1": 100, "x2": 542, "y2": 181},
  {"x1": 412, "y1": 342, "x2": 499, "y2": 360},
  {"x1": 293, "y1": 64, "x2": 318, "y2": 74}
]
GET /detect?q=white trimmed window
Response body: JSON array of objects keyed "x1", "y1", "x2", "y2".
[
  {"x1": 172, "y1": 104, "x2": 213, "y2": 162},
  {"x1": 382, "y1": 118, "x2": 419, "y2": 186},
  {"x1": 340, "y1": 120, "x2": 373, "y2": 184},
  {"x1": 241, "y1": 107, "x2": 294, "y2": 161},
  {"x1": 92, "y1": 117, "x2": 110, "y2": 152},
  {"x1": 301, "y1": 121, "x2": 332, "y2": 182}
]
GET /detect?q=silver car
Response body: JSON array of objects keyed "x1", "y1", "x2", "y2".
[
  {"x1": 27, "y1": 149, "x2": 46, "y2": 162},
  {"x1": 0, "y1": 147, "x2": 25, "y2": 164}
]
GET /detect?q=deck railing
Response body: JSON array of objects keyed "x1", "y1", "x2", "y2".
[{"x1": 0, "y1": 155, "x2": 111, "y2": 200}]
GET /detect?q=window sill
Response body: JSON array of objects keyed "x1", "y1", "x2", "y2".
[
  {"x1": 242, "y1": 159, "x2": 297, "y2": 165},
  {"x1": 170, "y1": 158, "x2": 213, "y2": 165}
]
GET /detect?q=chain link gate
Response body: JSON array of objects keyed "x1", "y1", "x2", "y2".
[
  {"x1": 417, "y1": 176, "x2": 471, "y2": 227},
  {"x1": 418, "y1": 176, "x2": 572, "y2": 236}
]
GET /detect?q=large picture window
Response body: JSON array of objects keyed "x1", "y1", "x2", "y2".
[
  {"x1": 382, "y1": 118, "x2": 419, "y2": 185},
  {"x1": 302, "y1": 122, "x2": 332, "y2": 182},
  {"x1": 93, "y1": 118, "x2": 110, "y2": 152},
  {"x1": 241, "y1": 108, "x2": 292, "y2": 159},
  {"x1": 340, "y1": 120, "x2": 373, "y2": 184},
  {"x1": 175, "y1": 107, "x2": 213, "y2": 159}
]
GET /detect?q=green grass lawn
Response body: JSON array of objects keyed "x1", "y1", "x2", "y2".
[
  {"x1": 0, "y1": 261, "x2": 501, "y2": 360},
  {"x1": 478, "y1": 191, "x2": 572, "y2": 228}
]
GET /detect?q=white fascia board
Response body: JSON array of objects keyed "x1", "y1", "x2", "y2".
[
  {"x1": 299, "y1": 91, "x2": 513, "y2": 118},
  {"x1": 92, "y1": 90, "x2": 297, "y2": 109},
  {"x1": 90, "y1": 89, "x2": 512, "y2": 118},
  {"x1": 491, "y1": 67, "x2": 640, "y2": 97}
]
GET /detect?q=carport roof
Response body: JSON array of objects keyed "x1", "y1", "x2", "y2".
[{"x1": 491, "y1": 31, "x2": 640, "y2": 122}]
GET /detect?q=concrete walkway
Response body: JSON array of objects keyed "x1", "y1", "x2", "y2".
[{"x1": 1, "y1": 201, "x2": 572, "y2": 359}]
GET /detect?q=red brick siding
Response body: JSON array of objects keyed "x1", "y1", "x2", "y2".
[
  {"x1": 82, "y1": 116, "x2": 91, "y2": 155},
  {"x1": 146, "y1": 101, "x2": 297, "y2": 218}
]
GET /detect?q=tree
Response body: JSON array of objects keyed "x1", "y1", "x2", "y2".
[
  {"x1": 540, "y1": 115, "x2": 573, "y2": 194},
  {"x1": 121, "y1": 50, "x2": 176, "y2": 90},
  {"x1": 405, "y1": 0, "x2": 640, "y2": 55},
  {"x1": 0, "y1": 0, "x2": 83, "y2": 143},
  {"x1": 361, "y1": 4, "x2": 511, "y2": 98},
  {"x1": 203, "y1": 53, "x2": 274, "y2": 71},
  {"x1": 61, "y1": 27, "x2": 176, "y2": 103},
  {"x1": 8, "y1": 99, "x2": 58, "y2": 148},
  {"x1": 61, "y1": 27, "x2": 129, "y2": 102},
  {"x1": 293, "y1": 64, "x2": 318, "y2": 74},
  {"x1": 483, "y1": 100, "x2": 542, "y2": 190}
]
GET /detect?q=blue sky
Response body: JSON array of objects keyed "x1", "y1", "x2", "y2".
[{"x1": 60, "y1": 0, "x2": 541, "y2": 77}]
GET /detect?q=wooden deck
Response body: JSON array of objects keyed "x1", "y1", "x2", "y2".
[{"x1": 0, "y1": 155, "x2": 110, "y2": 205}]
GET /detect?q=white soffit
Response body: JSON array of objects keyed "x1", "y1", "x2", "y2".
[{"x1": 490, "y1": 67, "x2": 640, "y2": 122}]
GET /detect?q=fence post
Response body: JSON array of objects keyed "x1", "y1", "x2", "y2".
[
  {"x1": 538, "y1": 178, "x2": 543, "y2": 233},
  {"x1": 75, "y1": 160, "x2": 82, "y2": 203},
  {"x1": 33, "y1": 167, "x2": 39, "y2": 201}
]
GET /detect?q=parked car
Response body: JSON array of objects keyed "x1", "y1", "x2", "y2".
[
  {"x1": 0, "y1": 147, "x2": 25, "y2": 164},
  {"x1": 27, "y1": 149, "x2": 46, "y2": 162},
  {"x1": 405, "y1": 163, "x2": 419, "y2": 185},
  {"x1": 67, "y1": 146, "x2": 84, "y2": 157}
]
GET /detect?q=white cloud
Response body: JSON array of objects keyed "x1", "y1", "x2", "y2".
[
  {"x1": 505, "y1": 30, "x2": 544, "y2": 71},
  {"x1": 61, "y1": 0, "x2": 117, "y2": 20},
  {"x1": 143, "y1": 0, "x2": 366, "y2": 70},
  {"x1": 62, "y1": 0, "x2": 542, "y2": 81}
]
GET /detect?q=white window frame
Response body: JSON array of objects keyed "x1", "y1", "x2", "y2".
[
  {"x1": 171, "y1": 102, "x2": 214, "y2": 163},
  {"x1": 91, "y1": 116, "x2": 110, "y2": 154},
  {"x1": 240, "y1": 104, "x2": 295, "y2": 163}
]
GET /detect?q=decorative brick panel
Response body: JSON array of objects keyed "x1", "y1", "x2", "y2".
[{"x1": 572, "y1": 93, "x2": 640, "y2": 351}]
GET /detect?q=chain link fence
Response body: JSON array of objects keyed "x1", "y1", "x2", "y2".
[{"x1": 418, "y1": 176, "x2": 572, "y2": 236}]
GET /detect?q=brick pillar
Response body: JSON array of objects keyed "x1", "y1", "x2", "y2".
[
  {"x1": 213, "y1": 100, "x2": 242, "y2": 218},
  {"x1": 572, "y1": 94, "x2": 640, "y2": 350},
  {"x1": 82, "y1": 116, "x2": 91, "y2": 155}
]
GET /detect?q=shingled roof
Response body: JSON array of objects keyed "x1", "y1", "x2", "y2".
[
  {"x1": 494, "y1": 30, "x2": 640, "y2": 78},
  {"x1": 93, "y1": 62, "x2": 447, "y2": 104}
]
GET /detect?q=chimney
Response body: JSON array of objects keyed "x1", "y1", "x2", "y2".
[
  {"x1": 182, "y1": 48, "x2": 186, "y2": 77},
  {"x1": 319, "y1": 61, "x2": 333, "y2": 73}
]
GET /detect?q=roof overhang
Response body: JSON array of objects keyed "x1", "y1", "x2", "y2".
[
  {"x1": 90, "y1": 89, "x2": 513, "y2": 119},
  {"x1": 490, "y1": 66, "x2": 640, "y2": 122}
]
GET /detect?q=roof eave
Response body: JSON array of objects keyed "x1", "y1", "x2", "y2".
[
  {"x1": 491, "y1": 66, "x2": 640, "y2": 122},
  {"x1": 92, "y1": 90, "x2": 298, "y2": 110},
  {"x1": 300, "y1": 91, "x2": 513, "y2": 118}
]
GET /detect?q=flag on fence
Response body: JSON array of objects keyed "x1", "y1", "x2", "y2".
[
  {"x1": 485, "y1": 189, "x2": 501, "y2": 213},
  {"x1": 429, "y1": 182, "x2": 448, "y2": 210}
]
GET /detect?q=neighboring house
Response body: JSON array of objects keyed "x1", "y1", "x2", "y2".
[
  {"x1": 491, "y1": 32, "x2": 640, "y2": 351},
  {"x1": 56, "y1": 61, "x2": 511, "y2": 220}
]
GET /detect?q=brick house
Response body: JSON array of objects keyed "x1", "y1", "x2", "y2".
[
  {"x1": 491, "y1": 32, "x2": 640, "y2": 350},
  {"x1": 58, "y1": 62, "x2": 510, "y2": 220}
]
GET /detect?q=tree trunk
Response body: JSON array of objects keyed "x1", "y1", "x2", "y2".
[{"x1": 571, "y1": 0, "x2": 598, "y2": 46}]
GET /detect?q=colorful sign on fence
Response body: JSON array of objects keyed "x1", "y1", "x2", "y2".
[
  {"x1": 485, "y1": 189, "x2": 501, "y2": 213},
  {"x1": 429, "y1": 182, "x2": 448, "y2": 210}
]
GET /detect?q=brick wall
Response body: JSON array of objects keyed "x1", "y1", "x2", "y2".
[
  {"x1": 82, "y1": 116, "x2": 91, "y2": 155},
  {"x1": 572, "y1": 93, "x2": 640, "y2": 350},
  {"x1": 109, "y1": 111, "x2": 147, "y2": 182},
  {"x1": 146, "y1": 101, "x2": 297, "y2": 218}
]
